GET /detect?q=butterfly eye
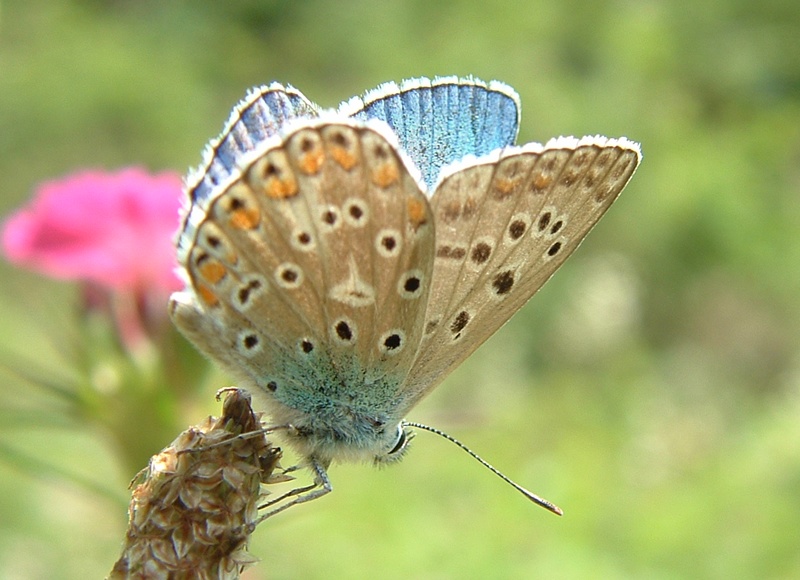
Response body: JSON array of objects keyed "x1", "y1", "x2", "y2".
[
  {"x1": 387, "y1": 426, "x2": 410, "y2": 456},
  {"x1": 372, "y1": 426, "x2": 412, "y2": 466}
]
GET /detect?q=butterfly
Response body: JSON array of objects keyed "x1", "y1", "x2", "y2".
[{"x1": 170, "y1": 76, "x2": 641, "y2": 517}]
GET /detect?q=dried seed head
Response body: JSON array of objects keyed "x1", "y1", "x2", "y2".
[{"x1": 109, "y1": 389, "x2": 283, "y2": 579}]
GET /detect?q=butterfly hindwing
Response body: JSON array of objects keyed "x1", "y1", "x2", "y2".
[{"x1": 401, "y1": 136, "x2": 641, "y2": 407}]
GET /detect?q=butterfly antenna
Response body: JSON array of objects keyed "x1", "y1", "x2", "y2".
[{"x1": 403, "y1": 421, "x2": 563, "y2": 516}]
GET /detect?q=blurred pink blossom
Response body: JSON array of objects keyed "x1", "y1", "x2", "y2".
[
  {"x1": 2, "y1": 168, "x2": 184, "y2": 350},
  {"x1": 2, "y1": 168, "x2": 183, "y2": 293}
]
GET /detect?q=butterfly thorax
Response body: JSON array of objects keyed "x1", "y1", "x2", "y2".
[{"x1": 259, "y1": 372, "x2": 410, "y2": 465}]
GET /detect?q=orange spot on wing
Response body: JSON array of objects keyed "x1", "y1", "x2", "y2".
[
  {"x1": 198, "y1": 259, "x2": 226, "y2": 285},
  {"x1": 198, "y1": 284, "x2": 220, "y2": 307},
  {"x1": 331, "y1": 146, "x2": 358, "y2": 170},
  {"x1": 494, "y1": 178, "x2": 517, "y2": 198},
  {"x1": 299, "y1": 150, "x2": 325, "y2": 175},
  {"x1": 230, "y1": 207, "x2": 261, "y2": 230},
  {"x1": 532, "y1": 173, "x2": 551, "y2": 191},
  {"x1": 265, "y1": 176, "x2": 299, "y2": 199},
  {"x1": 372, "y1": 162, "x2": 399, "y2": 188},
  {"x1": 407, "y1": 197, "x2": 428, "y2": 228}
]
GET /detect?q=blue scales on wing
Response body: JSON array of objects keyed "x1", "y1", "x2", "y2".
[{"x1": 341, "y1": 76, "x2": 521, "y2": 190}]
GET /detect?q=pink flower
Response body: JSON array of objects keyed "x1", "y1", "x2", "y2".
[
  {"x1": 2, "y1": 168, "x2": 183, "y2": 294},
  {"x1": 2, "y1": 168, "x2": 184, "y2": 351}
]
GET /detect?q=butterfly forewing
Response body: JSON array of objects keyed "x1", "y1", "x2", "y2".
[
  {"x1": 342, "y1": 77, "x2": 520, "y2": 190},
  {"x1": 185, "y1": 84, "x2": 319, "y2": 212},
  {"x1": 172, "y1": 119, "x2": 435, "y2": 408},
  {"x1": 402, "y1": 137, "x2": 641, "y2": 405}
]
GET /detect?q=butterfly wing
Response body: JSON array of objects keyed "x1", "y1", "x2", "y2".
[
  {"x1": 185, "y1": 84, "x2": 320, "y2": 210},
  {"x1": 172, "y1": 118, "x2": 435, "y2": 452},
  {"x1": 400, "y1": 136, "x2": 642, "y2": 411},
  {"x1": 341, "y1": 76, "x2": 520, "y2": 190}
]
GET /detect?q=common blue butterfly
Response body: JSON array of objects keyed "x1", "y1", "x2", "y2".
[{"x1": 170, "y1": 76, "x2": 641, "y2": 518}]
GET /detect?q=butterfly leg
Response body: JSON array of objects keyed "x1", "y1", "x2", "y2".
[{"x1": 255, "y1": 456, "x2": 332, "y2": 522}]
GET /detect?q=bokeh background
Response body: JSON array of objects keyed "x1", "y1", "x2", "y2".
[{"x1": 1, "y1": 1, "x2": 799, "y2": 578}]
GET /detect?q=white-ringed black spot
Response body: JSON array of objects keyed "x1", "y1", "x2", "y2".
[
  {"x1": 450, "y1": 310, "x2": 470, "y2": 336},
  {"x1": 538, "y1": 211, "x2": 552, "y2": 231},
  {"x1": 398, "y1": 270, "x2": 424, "y2": 299},
  {"x1": 508, "y1": 219, "x2": 527, "y2": 240},
  {"x1": 547, "y1": 241, "x2": 563, "y2": 256},
  {"x1": 342, "y1": 198, "x2": 369, "y2": 227},
  {"x1": 275, "y1": 263, "x2": 303, "y2": 289},
  {"x1": 334, "y1": 319, "x2": 354, "y2": 342},
  {"x1": 471, "y1": 242, "x2": 492, "y2": 265},
  {"x1": 550, "y1": 220, "x2": 564, "y2": 235},
  {"x1": 239, "y1": 332, "x2": 261, "y2": 355},
  {"x1": 379, "y1": 329, "x2": 406, "y2": 355},
  {"x1": 300, "y1": 339, "x2": 314, "y2": 353},
  {"x1": 266, "y1": 381, "x2": 278, "y2": 392},
  {"x1": 318, "y1": 205, "x2": 341, "y2": 232},
  {"x1": 236, "y1": 278, "x2": 263, "y2": 307},
  {"x1": 376, "y1": 228, "x2": 401, "y2": 257},
  {"x1": 290, "y1": 227, "x2": 316, "y2": 252},
  {"x1": 492, "y1": 270, "x2": 515, "y2": 295}
]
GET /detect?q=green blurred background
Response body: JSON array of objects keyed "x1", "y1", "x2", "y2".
[{"x1": 1, "y1": 0, "x2": 799, "y2": 578}]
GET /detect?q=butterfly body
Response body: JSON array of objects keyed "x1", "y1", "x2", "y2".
[{"x1": 171, "y1": 77, "x2": 641, "y2": 512}]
